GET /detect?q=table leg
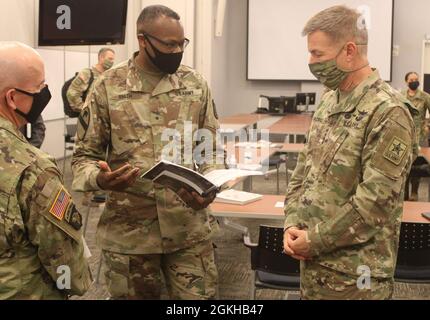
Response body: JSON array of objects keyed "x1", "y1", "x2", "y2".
[{"x1": 219, "y1": 217, "x2": 250, "y2": 237}]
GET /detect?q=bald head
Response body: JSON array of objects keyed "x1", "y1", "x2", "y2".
[{"x1": 0, "y1": 42, "x2": 45, "y2": 93}]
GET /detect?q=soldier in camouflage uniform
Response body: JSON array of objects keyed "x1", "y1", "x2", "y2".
[
  {"x1": 72, "y1": 5, "x2": 223, "y2": 300},
  {"x1": 66, "y1": 48, "x2": 116, "y2": 113},
  {"x1": 283, "y1": 6, "x2": 418, "y2": 300},
  {"x1": 0, "y1": 42, "x2": 92, "y2": 299},
  {"x1": 19, "y1": 115, "x2": 46, "y2": 149},
  {"x1": 402, "y1": 72, "x2": 430, "y2": 201}
]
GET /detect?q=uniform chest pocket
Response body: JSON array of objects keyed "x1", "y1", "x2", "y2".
[
  {"x1": 319, "y1": 130, "x2": 349, "y2": 174},
  {"x1": 111, "y1": 101, "x2": 152, "y2": 158}
]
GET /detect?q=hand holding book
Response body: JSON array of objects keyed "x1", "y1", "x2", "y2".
[{"x1": 177, "y1": 188, "x2": 217, "y2": 211}]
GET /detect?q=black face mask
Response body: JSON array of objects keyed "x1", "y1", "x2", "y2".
[
  {"x1": 145, "y1": 37, "x2": 183, "y2": 74},
  {"x1": 14, "y1": 86, "x2": 51, "y2": 124},
  {"x1": 409, "y1": 81, "x2": 420, "y2": 91}
]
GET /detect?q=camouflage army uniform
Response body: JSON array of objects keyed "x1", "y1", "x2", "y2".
[
  {"x1": 284, "y1": 69, "x2": 418, "y2": 300},
  {"x1": 72, "y1": 53, "x2": 224, "y2": 300},
  {"x1": 0, "y1": 116, "x2": 92, "y2": 300},
  {"x1": 66, "y1": 67, "x2": 102, "y2": 113},
  {"x1": 19, "y1": 115, "x2": 46, "y2": 149},
  {"x1": 402, "y1": 89, "x2": 430, "y2": 145}
]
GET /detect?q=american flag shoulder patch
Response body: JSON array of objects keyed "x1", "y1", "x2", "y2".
[{"x1": 49, "y1": 186, "x2": 71, "y2": 221}]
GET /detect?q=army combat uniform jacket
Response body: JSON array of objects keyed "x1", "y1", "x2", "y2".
[
  {"x1": 67, "y1": 66, "x2": 102, "y2": 113},
  {"x1": 284, "y1": 70, "x2": 418, "y2": 281},
  {"x1": 72, "y1": 55, "x2": 224, "y2": 255},
  {"x1": 402, "y1": 89, "x2": 430, "y2": 145},
  {"x1": 0, "y1": 117, "x2": 92, "y2": 299}
]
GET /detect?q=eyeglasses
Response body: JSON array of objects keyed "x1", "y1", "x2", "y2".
[{"x1": 138, "y1": 33, "x2": 190, "y2": 51}]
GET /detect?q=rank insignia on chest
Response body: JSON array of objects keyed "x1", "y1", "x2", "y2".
[
  {"x1": 49, "y1": 186, "x2": 71, "y2": 221},
  {"x1": 383, "y1": 137, "x2": 408, "y2": 165}
]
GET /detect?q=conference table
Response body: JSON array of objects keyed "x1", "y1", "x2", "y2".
[
  {"x1": 210, "y1": 195, "x2": 430, "y2": 236},
  {"x1": 267, "y1": 113, "x2": 313, "y2": 143},
  {"x1": 219, "y1": 113, "x2": 270, "y2": 128}
]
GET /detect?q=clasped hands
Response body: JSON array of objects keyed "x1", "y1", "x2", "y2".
[{"x1": 283, "y1": 227, "x2": 312, "y2": 261}]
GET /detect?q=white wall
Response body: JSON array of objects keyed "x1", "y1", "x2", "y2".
[
  {"x1": 211, "y1": 0, "x2": 430, "y2": 118},
  {"x1": 211, "y1": 0, "x2": 300, "y2": 117},
  {"x1": 391, "y1": 0, "x2": 430, "y2": 91}
]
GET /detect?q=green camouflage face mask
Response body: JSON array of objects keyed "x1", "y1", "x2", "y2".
[
  {"x1": 308, "y1": 46, "x2": 348, "y2": 90},
  {"x1": 103, "y1": 60, "x2": 114, "y2": 70}
]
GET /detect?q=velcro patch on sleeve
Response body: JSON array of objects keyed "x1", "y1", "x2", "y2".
[
  {"x1": 383, "y1": 136, "x2": 408, "y2": 165},
  {"x1": 370, "y1": 119, "x2": 412, "y2": 180},
  {"x1": 64, "y1": 204, "x2": 83, "y2": 231},
  {"x1": 49, "y1": 186, "x2": 71, "y2": 221}
]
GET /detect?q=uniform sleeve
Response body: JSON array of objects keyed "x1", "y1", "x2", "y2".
[
  {"x1": 27, "y1": 115, "x2": 46, "y2": 149},
  {"x1": 66, "y1": 69, "x2": 91, "y2": 113},
  {"x1": 306, "y1": 107, "x2": 415, "y2": 257},
  {"x1": 18, "y1": 166, "x2": 93, "y2": 297},
  {"x1": 196, "y1": 80, "x2": 226, "y2": 175},
  {"x1": 284, "y1": 143, "x2": 309, "y2": 230},
  {"x1": 71, "y1": 77, "x2": 110, "y2": 192}
]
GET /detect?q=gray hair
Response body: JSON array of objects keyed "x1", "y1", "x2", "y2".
[
  {"x1": 302, "y1": 5, "x2": 368, "y2": 54},
  {"x1": 137, "y1": 5, "x2": 180, "y2": 33}
]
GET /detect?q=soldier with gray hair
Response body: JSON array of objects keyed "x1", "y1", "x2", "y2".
[
  {"x1": 283, "y1": 5, "x2": 418, "y2": 299},
  {"x1": 0, "y1": 42, "x2": 92, "y2": 299},
  {"x1": 72, "y1": 5, "x2": 223, "y2": 300}
]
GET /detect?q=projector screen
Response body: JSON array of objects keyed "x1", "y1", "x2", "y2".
[{"x1": 248, "y1": 0, "x2": 394, "y2": 81}]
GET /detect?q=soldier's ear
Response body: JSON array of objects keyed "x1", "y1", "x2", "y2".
[{"x1": 5, "y1": 89, "x2": 18, "y2": 111}]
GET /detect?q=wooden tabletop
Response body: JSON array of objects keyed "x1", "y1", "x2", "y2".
[
  {"x1": 278, "y1": 143, "x2": 305, "y2": 153},
  {"x1": 419, "y1": 147, "x2": 430, "y2": 163},
  {"x1": 210, "y1": 195, "x2": 430, "y2": 223},
  {"x1": 268, "y1": 113, "x2": 313, "y2": 135},
  {"x1": 219, "y1": 113, "x2": 270, "y2": 126},
  {"x1": 219, "y1": 123, "x2": 249, "y2": 133}
]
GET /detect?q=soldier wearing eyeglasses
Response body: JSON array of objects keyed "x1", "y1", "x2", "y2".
[{"x1": 72, "y1": 5, "x2": 224, "y2": 300}]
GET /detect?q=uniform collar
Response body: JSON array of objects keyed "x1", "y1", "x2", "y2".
[
  {"x1": 0, "y1": 115, "x2": 27, "y2": 142},
  {"x1": 127, "y1": 52, "x2": 185, "y2": 96},
  {"x1": 406, "y1": 89, "x2": 426, "y2": 101},
  {"x1": 329, "y1": 68, "x2": 381, "y2": 116}
]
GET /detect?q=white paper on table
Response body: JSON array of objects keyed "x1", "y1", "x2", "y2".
[{"x1": 275, "y1": 202, "x2": 285, "y2": 208}]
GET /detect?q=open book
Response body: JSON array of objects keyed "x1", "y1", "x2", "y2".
[
  {"x1": 141, "y1": 160, "x2": 263, "y2": 197},
  {"x1": 214, "y1": 189, "x2": 263, "y2": 205}
]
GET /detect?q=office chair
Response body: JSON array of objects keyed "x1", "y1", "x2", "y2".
[
  {"x1": 394, "y1": 222, "x2": 430, "y2": 283},
  {"x1": 244, "y1": 225, "x2": 300, "y2": 299}
]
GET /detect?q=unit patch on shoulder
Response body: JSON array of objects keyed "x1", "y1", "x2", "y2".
[
  {"x1": 383, "y1": 136, "x2": 408, "y2": 166},
  {"x1": 64, "y1": 204, "x2": 83, "y2": 231},
  {"x1": 49, "y1": 186, "x2": 72, "y2": 221}
]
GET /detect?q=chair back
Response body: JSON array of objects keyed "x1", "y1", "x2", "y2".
[
  {"x1": 251, "y1": 225, "x2": 300, "y2": 276},
  {"x1": 396, "y1": 222, "x2": 430, "y2": 267}
]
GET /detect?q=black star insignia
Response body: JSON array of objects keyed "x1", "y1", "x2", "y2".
[{"x1": 391, "y1": 142, "x2": 405, "y2": 156}]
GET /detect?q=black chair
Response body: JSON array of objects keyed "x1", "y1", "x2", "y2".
[
  {"x1": 244, "y1": 225, "x2": 300, "y2": 299},
  {"x1": 394, "y1": 222, "x2": 430, "y2": 283},
  {"x1": 405, "y1": 156, "x2": 430, "y2": 201}
]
